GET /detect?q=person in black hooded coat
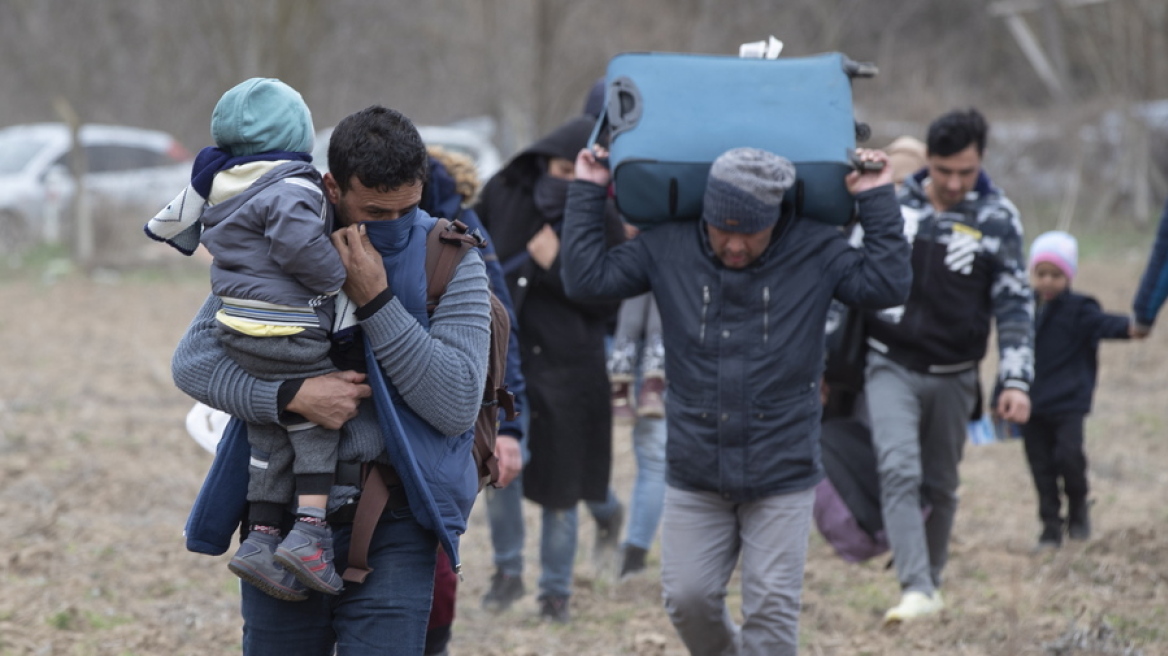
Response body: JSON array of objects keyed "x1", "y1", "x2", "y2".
[{"x1": 475, "y1": 115, "x2": 626, "y2": 620}]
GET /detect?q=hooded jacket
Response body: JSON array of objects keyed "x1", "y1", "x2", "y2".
[
  {"x1": 475, "y1": 116, "x2": 626, "y2": 508},
  {"x1": 562, "y1": 181, "x2": 911, "y2": 501},
  {"x1": 200, "y1": 161, "x2": 345, "y2": 309},
  {"x1": 865, "y1": 170, "x2": 1034, "y2": 390}
]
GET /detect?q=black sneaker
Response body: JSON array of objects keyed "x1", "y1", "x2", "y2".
[
  {"x1": 538, "y1": 594, "x2": 571, "y2": 623},
  {"x1": 620, "y1": 544, "x2": 648, "y2": 579},
  {"x1": 481, "y1": 570, "x2": 525, "y2": 613}
]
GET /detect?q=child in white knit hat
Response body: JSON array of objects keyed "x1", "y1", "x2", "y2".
[{"x1": 1016, "y1": 230, "x2": 1138, "y2": 550}]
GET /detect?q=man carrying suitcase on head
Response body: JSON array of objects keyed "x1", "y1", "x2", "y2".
[{"x1": 561, "y1": 145, "x2": 911, "y2": 655}]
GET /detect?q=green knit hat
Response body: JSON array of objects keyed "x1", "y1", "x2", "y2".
[{"x1": 211, "y1": 78, "x2": 314, "y2": 156}]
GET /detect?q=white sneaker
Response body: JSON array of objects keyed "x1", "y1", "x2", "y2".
[{"x1": 883, "y1": 590, "x2": 944, "y2": 625}]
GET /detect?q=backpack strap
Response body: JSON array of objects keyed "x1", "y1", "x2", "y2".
[
  {"x1": 341, "y1": 463, "x2": 403, "y2": 584},
  {"x1": 425, "y1": 218, "x2": 482, "y2": 311}
]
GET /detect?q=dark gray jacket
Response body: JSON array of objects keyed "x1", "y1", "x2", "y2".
[
  {"x1": 562, "y1": 181, "x2": 911, "y2": 501},
  {"x1": 200, "y1": 161, "x2": 345, "y2": 307}
]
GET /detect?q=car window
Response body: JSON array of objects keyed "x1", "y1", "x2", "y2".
[
  {"x1": 83, "y1": 145, "x2": 175, "y2": 173},
  {"x1": 0, "y1": 135, "x2": 50, "y2": 175}
]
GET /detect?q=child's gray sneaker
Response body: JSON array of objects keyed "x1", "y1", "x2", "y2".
[
  {"x1": 228, "y1": 531, "x2": 309, "y2": 602},
  {"x1": 275, "y1": 520, "x2": 344, "y2": 595}
]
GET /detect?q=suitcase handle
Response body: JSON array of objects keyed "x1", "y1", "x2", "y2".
[
  {"x1": 848, "y1": 151, "x2": 886, "y2": 172},
  {"x1": 588, "y1": 76, "x2": 643, "y2": 150},
  {"x1": 843, "y1": 58, "x2": 879, "y2": 79}
]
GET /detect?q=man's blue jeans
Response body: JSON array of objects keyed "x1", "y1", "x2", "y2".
[
  {"x1": 485, "y1": 469, "x2": 526, "y2": 576},
  {"x1": 538, "y1": 489, "x2": 621, "y2": 598},
  {"x1": 240, "y1": 508, "x2": 438, "y2": 656},
  {"x1": 485, "y1": 395, "x2": 530, "y2": 577},
  {"x1": 486, "y1": 457, "x2": 625, "y2": 600},
  {"x1": 624, "y1": 415, "x2": 667, "y2": 550},
  {"x1": 486, "y1": 394, "x2": 665, "y2": 596}
]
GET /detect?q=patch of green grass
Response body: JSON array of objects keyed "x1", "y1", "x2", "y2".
[
  {"x1": 84, "y1": 610, "x2": 131, "y2": 630},
  {"x1": 148, "y1": 580, "x2": 178, "y2": 597},
  {"x1": 223, "y1": 577, "x2": 243, "y2": 597},
  {"x1": 968, "y1": 567, "x2": 991, "y2": 583},
  {"x1": 596, "y1": 606, "x2": 635, "y2": 625},
  {"x1": 1104, "y1": 613, "x2": 1164, "y2": 646},
  {"x1": 1131, "y1": 412, "x2": 1165, "y2": 434},
  {"x1": 841, "y1": 580, "x2": 894, "y2": 614},
  {"x1": 0, "y1": 244, "x2": 72, "y2": 282},
  {"x1": 47, "y1": 609, "x2": 78, "y2": 630},
  {"x1": 45, "y1": 607, "x2": 133, "y2": 632}
]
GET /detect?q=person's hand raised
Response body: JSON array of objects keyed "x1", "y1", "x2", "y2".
[
  {"x1": 575, "y1": 146, "x2": 611, "y2": 187},
  {"x1": 332, "y1": 223, "x2": 389, "y2": 307},
  {"x1": 846, "y1": 148, "x2": 894, "y2": 195}
]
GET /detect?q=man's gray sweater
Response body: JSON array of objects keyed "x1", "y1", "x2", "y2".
[{"x1": 172, "y1": 252, "x2": 491, "y2": 462}]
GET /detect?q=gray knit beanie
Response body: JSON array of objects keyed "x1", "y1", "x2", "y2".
[{"x1": 702, "y1": 147, "x2": 796, "y2": 233}]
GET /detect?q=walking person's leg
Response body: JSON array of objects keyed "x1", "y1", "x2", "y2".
[
  {"x1": 621, "y1": 415, "x2": 667, "y2": 577},
  {"x1": 737, "y1": 488, "x2": 815, "y2": 656},
  {"x1": 1021, "y1": 415, "x2": 1063, "y2": 546},
  {"x1": 330, "y1": 515, "x2": 439, "y2": 655},
  {"x1": 917, "y1": 368, "x2": 978, "y2": 587},
  {"x1": 585, "y1": 488, "x2": 624, "y2": 570},
  {"x1": 481, "y1": 478, "x2": 527, "y2": 610},
  {"x1": 240, "y1": 581, "x2": 336, "y2": 656},
  {"x1": 660, "y1": 486, "x2": 743, "y2": 655},
  {"x1": 1053, "y1": 415, "x2": 1090, "y2": 540},
  {"x1": 637, "y1": 295, "x2": 666, "y2": 418},
  {"x1": 610, "y1": 294, "x2": 651, "y2": 421},
  {"x1": 538, "y1": 504, "x2": 579, "y2": 622},
  {"x1": 865, "y1": 353, "x2": 934, "y2": 596},
  {"x1": 425, "y1": 548, "x2": 457, "y2": 656},
  {"x1": 482, "y1": 402, "x2": 530, "y2": 611}
]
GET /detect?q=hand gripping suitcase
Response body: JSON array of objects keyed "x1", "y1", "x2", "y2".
[{"x1": 591, "y1": 51, "x2": 876, "y2": 229}]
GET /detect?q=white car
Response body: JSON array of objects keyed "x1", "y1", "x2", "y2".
[
  {"x1": 0, "y1": 123, "x2": 192, "y2": 254},
  {"x1": 311, "y1": 120, "x2": 503, "y2": 184}
]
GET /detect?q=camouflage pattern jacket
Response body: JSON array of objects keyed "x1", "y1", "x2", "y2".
[{"x1": 865, "y1": 169, "x2": 1034, "y2": 391}]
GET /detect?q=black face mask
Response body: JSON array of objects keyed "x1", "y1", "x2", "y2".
[{"x1": 533, "y1": 174, "x2": 570, "y2": 220}]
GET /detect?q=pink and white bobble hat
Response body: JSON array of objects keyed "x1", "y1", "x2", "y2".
[{"x1": 1029, "y1": 230, "x2": 1078, "y2": 280}]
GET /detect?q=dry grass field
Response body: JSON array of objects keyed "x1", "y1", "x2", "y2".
[{"x1": 1, "y1": 229, "x2": 1165, "y2": 655}]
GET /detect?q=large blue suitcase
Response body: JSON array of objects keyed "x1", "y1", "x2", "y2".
[{"x1": 593, "y1": 51, "x2": 874, "y2": 229}]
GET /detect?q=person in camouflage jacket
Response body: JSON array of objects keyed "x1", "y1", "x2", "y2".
[{"x1": 863, "y1": 108, "x2": 1034, "y2": 625}]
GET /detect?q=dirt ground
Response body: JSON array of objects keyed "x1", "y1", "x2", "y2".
[{"x1": 1, "y1": 235, "x2": 1166, "y2": 656}]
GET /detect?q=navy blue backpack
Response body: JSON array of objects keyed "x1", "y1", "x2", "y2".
[{"x1": 590, "y1": 51, "x2": 876, "y2": 230}]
